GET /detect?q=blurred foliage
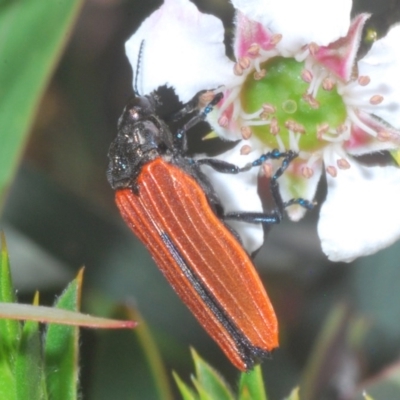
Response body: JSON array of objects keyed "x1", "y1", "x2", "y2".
[
  {"x1": 1, "y1": 0, "x2": 400, "y2": 399},
  {"x1": 88, "y1": 301, "x2": 173, "y2": 400},
  {"x1": 173, "y1": 349, "x2": 267, "y2": 400},
  {"x1": 0, "y1": 235, "x2": 81, "y2": 400},
  {"x1": 0, "y1": 0, "x2": 84, "y2": 207}
]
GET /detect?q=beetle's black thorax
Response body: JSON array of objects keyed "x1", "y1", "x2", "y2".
[
  {"x1": 107, "y1": 94, "x2": 174, "y2": 190},
  {"x1": 107, "y1": 93, "x2": 222, "y2": 213}
]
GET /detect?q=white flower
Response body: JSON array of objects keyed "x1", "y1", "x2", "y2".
[{"x1": 125, "y1": 0, "x2": 400, "y2": 262}]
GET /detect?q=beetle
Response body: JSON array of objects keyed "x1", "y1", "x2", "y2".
[{"x1": 107, "y1": 72, "x2": 313, "y2": 371}]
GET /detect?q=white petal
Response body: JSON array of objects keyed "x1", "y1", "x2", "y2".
[
  {"x1": 354, "y1": 24, "x2": 400, "y2": 129},
  {"x1": 318, "y1": 158, "x2": 400, "y2": 262},
  {"x1": 231, "y1": 0, "x2": 351, "y2": 54},
  {"x1": 125, "y1": 0, "x2": 234, "y2": 102},
  {"x1": 199, "y1": 144, "x2": 264, "y2": 254}
]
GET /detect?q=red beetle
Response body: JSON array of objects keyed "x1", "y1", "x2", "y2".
[{"x1": 107, "y1": 89, "x2": 312, "y2": 370}]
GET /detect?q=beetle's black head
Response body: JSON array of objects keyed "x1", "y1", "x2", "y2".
[
  {"x1": 118, "y1": 94, "x2": 158, "y2": 129},
  {"x1": 107, "y1": 93, "x2": 167, "y2": 190}
]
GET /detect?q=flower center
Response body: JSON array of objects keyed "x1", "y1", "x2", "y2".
[{"x1": 240, "y1": 57, "x2": 347, "y2": 152}]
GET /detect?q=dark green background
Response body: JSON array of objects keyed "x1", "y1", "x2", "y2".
[{"x1": 1, "y1": 1, "x2": 400, "y2": 399}]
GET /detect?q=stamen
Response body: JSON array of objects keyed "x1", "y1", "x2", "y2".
[
  {"x1": 258, "y1": 48, "x2": 279, "y2": 59},
  {"x1": 358, "y1": 75, "x2": 370, "y2": 86},
  {"x1": 322, "y1": 77, "x2": 335, "y2": 91},
  {"x1": 293, "y1": 132, "x2": 301, "y2": 148},
  {"x1": 301, "y1": 69, "x2": 313, "y2": 83},
  {"x1": 275, "y1": 134, "x2": 286, "y2": 152},
  {"x1": 247, "y1": 43, "x2": 260, "y2": 57},
  {"x1": 294, "y1": 122, "x2": 305, "y2": 134},
  {"x1": 270, "y1": 118, "x2": 280, "y2": 135},
  {"x1": 347, "y1": 108, "x2": 377, "y2": 137},
  {"x1": 239, "y1": 57, "x2": 251, "y2": 69},
  {"x1": 340, "y1": 124, "x2": 351, "y2": 141},
  {"x1": 218, "y1": 86, "x2": 240, "y2": 114},
  {"x1": 344, "y1": 92, "x2": 383, "y2": 109},
  {"x1": 234, "y1": 57, "x2": 251, "y2": 76},
  {"x1": 198, "y1": 91, "x2": 215, "y2": 107},
  {"x1": 321, "y1": 123, "x2": 350, "y2": 142},
  {"x1": 288, "y1": 130, "x2": 299, "y2": 152},
  {"x1": 240, "y1": 144, "x2": 252, "y2": 155},
  {"x1": 242, "y1": 120, "x2": 271, "y2": 126},
  {"x1": 241, "y1": 126, "x2": 252, "y2": 139},
  {"x1": 337, "y1": 158, "x2": 351, "y2": 169},
  {"x1": 262, "y1": 103, "x2": 276, "y2": 114},
  {"x1": 320, "y1": 133, "x2": 347, "y2": 143},
  {"x1": 306, "y1": 152, "x2": 322, "y2": 167},
  {"x1": 377, "y1": 130, "x2": 391, "y2": 141},
  {"x1": 234, "y1": 63, "x2": 244, "y2": 76},
  {"x1": 326, "y1": 166, "x2": 337, "y2": 177},
  {"x1": 232, "y1": 98, "x2": 243, "y2": 122},
  {"x1": 370, "y1": 95, "x2": 384, "y2": 105},
  {"x1": 336, "y1": 123, "x2": 348, "y2": 134},
  {"x1": 253, "y1": 69, "x2": 266, "y2": 80},
  {"x1": 302, "y1": 166, "x2": 314, "y2": 178},
  {"x1": 254, "y1": 57, "x2": 261, "y2": 72},
  {"x1": 295, "y1": 46, "x2": 310, "y2": 62},
  {"x1": 285, "y1": 119, "x2": 296, "y2": 131},
  {"x1": 308, "y1": 42, "x2": 320, "y2": 55},
  {"x1": 271, "y1": 34, "x2": 282, "y2": 46},
  {"x1": 262, "y1": 162, "x2": 273, "y2": 178},
  {"x1": 286, "y1": 119, "x2": 305, "y2": 134},
  {"x1": 303, "y1": 93, "x2": 320, "y2": 109},
  {"x1": 308, "y1": 71, "x2": 325, "y2": 98},
  {"x1": 218, "y1": 114, "x2": 229, "y2": 127},
  {"x1": 317, "y1": 123, "x2": 330, "y2": 139},
  {"x1": 240, "y1": 109, "x2": 265, "y2": 120}
]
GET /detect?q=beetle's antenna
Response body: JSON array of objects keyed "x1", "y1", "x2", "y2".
[{"x1": 134, "y1": 40, "x2": 145, "y2": 96}]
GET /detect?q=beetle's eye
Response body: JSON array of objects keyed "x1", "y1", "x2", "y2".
[{"x1": 129, "y1": 108, "x2": 140, "y2": 120}]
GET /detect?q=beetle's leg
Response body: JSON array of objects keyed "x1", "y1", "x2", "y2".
[
  {"x1": 171, "y1": 90, "x2": 209, "y2": 121},
  {"x1": 173, "y1": 92, "x2": 223, "y2": 150},
  {"x1": 202, "y1": 150, "x2": 314, "y2": 225},
  {"x1": 224, "y1": 198, "x2": 315, "y2": 226},
  {"x1": 197, "y1": 149, "x2": 297, "y2": 174},
  {"x1": 265, "y1": 150, "x2": 314, "y2": 218},
  {"x1": 171, "y1": 91, "x2": 223, "y2": 122},
  {"x1": 196, "y1": 158, "x2": 241, "y2": 174},
  {"x1": 224, "y1": 211, "x2": 283, "y2": 225},
  {"x1": 238, "y1": 149, "x2": 298, "y2": 172}
]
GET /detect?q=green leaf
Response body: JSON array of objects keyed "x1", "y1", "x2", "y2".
[
  {"x1": 0, "y1": 233, "x2": 19, "y2": 400},
  {"x1": 44, "y1": 269, "x2": 83, "y2": 400},
  {"x1": 0, "y1": 233, "x2": 16, "y2": 304},
  {"x1": 173, "y1": 371, "x2": 199, "y2": 400},
  {"x1": 174, "y1": 349, "x2": 273, "y2": 400},
  {"x1": 190, "y1": 348, "x2": 234, "y2": 400},
  {"x1": 238, "y1": 365, "x2": 268, "y2": 400},
  {"x1": 0, "y1": 356, "x2": 16, "y2": 400},
  {"x1": 0, "y1": 233, "x2": 20, "y2": 343},
  {"x1": 0, "y1": 302, "x2": 135, "y2": 329},
  {"x1": 0, "y1": 0, "x2": 83, "y2": 205},
  {"x1": 283, "y1": 387, "x2": 300, "y2": 400},
  {"x1": 15, "y1": 293, "x2": 47, "y2": 400}
]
